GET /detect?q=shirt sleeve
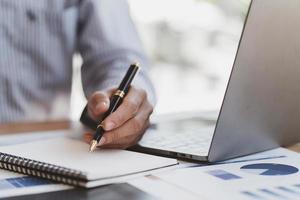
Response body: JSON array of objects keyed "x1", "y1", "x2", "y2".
[{"x1": 77, "y1": 0, "x2": 156, "y2": 105}]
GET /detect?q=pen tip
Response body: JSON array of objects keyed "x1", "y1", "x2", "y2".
[{"x1": 89, "y1": 140, "x2": 98, "y2": 152}]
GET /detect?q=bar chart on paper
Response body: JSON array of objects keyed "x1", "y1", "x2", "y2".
[
  {"x1": 207, "y1": 163, "x2": 300, "y2": 199},
  {"x1": 241, "y1": 184, "x2": 300, "y2": 200},
  {"x1": 158, "y1": 148, "x2": 300, "y2": 200},
  {"x1": 0, "y1": 176, "x2": 55, "y2": 189},
  {"x1": 0, "y1": 173, "x2": 71, "y2": 198}
]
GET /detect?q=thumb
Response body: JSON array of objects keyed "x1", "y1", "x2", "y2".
[{"x1": 87, "y1": 91, "x2": 110, "y2": 121}]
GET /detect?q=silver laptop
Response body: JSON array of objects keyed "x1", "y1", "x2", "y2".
[{"x1": 132, "y1": 0, "x2": 300, "y2": 162}]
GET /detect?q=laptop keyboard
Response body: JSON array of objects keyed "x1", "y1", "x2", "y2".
[{"x1": 139, "y1": 127, "x2": 215, "y2": 156}]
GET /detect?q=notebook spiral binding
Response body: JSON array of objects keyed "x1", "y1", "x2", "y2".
[{"x1": 0, "y1": 152, "x2": 87, "y2": 187}]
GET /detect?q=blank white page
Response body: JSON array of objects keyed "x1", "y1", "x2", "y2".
[{"x1": 0, "y1": 138, "x2": 177, "y2": 180}]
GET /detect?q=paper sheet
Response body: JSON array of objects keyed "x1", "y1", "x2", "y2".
[
  {"x1": 157, "y1": 148, "x2": 300, "y2": 200},
  {"x1": 0, "y1": 137, "x2": 177, "y2": 182},
  {"x1": 129, "y1": 175, "x2": 202, "y2": 200},
  {"x1": 0, "y1": 131, "x2": 73, "y2": 198}
]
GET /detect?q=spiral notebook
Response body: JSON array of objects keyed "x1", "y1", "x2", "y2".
[{"x1": 0, "y1": 138, "x2": 177, "y2": 188}]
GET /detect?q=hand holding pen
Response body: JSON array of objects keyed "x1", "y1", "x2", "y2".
[{"x1": 82, "y1": 63, "x2": 154, "y2": 151}]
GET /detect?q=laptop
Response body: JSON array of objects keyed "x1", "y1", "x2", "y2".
[{"x1": 132, "y1": 0, "x2": 300, "y2": 162}]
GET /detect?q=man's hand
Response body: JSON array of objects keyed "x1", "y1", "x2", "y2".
[{"x1": 83, "y1": 86, "x2": 153, "y2": 149}]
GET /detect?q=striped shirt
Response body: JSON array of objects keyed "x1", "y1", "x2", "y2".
[{"x1": 0, "y1": 0, "x2": 155, "y2": 123}]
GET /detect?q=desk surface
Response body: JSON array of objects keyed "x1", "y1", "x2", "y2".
[
  {"x1": 0, "y1": 120, "x2": 300, "y2": 200},
  {"x1": 1, "y1": 120, "x2": 299, "y2": 153}
]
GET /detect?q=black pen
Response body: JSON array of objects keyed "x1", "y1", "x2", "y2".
[{"x1": 89, "y1": 63, "x2": 140, "y2": 152}]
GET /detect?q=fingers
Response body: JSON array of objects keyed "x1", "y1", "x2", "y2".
[
  {"x1": 84, "y1": 86, "x2": 153, "y2": 150},
  {"x1": 99, "y1": 137, "x2": 142, "y2": 149},
  {"x1": 87, "y1": 90, "x2": 112, "y2": 121},
  {"x1": 103, "y1": 87, "x2": 147, "y2": 131},
  {"x1": 83, "y1": 99, "x2": 153, "y2": 149},
  {"x1": 100, "y1": 99, "x2": 152, "y2": 148}
]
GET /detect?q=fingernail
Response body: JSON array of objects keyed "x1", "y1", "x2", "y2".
[
  {"x1": 97, "y1": 137, "x2": 106, "y2": 146},
  {"x1": 96, "y1": 102, "x2": 106, "y2": 112},
  {"x1": 105, "y1": 122, "x2": 115, "y2": 131}
]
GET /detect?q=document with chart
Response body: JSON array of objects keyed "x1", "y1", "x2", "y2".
[
  {"x1": 158, "y1": 148, "x2": 300, "y2": 200},
  {"x1": 0, "y1": 169, "x2": 72, "y2": 198}
]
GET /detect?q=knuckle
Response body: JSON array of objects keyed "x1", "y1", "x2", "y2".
[
  {"x1": 124, "y1": 99, "x2": 139, "y2": 114},
  {"x1": 110, "y1": 113, "x2": 124, "y2": 124}
]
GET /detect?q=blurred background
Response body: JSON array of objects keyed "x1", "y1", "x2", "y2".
[{"x1": 70, "y1": 0, "x2": 251, "y2": 120}]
